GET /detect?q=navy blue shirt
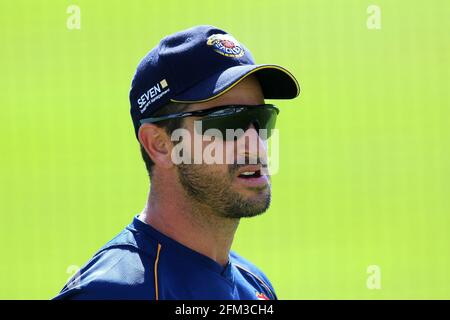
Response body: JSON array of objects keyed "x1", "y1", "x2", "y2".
[{"x1": 53, "y1": 216, "x2": 277, "y2": 300}]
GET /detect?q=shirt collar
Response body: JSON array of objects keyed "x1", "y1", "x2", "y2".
[{"x1": 127, "y1": 215, "x2": 234, "y2": 281}]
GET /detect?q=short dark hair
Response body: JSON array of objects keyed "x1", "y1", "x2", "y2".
[{"x1": 139, "y1": 102, "x2": 190, "y2": 179}]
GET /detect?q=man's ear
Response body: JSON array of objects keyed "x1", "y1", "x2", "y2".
[{"x1": 138, "y1": 124, "x2": 174, "y2": 169}]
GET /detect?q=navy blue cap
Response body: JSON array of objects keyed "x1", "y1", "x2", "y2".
[{"x1": 129, "y1": 25, "x2": 300, "y2": 138}]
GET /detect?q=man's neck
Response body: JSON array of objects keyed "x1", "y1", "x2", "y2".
[{"x1": 138, "y1": 183, "x2": 239, "y2": 267}]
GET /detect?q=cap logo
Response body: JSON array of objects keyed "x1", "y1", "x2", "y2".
[
  {"x1": 137, "y1": 79, "x2": 170, "y2": 113},
  {"x1": 206, "y1": 34, "x2": 245, "y2": 58}
]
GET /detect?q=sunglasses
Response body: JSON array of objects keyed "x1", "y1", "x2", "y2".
[{"x1": 140, "y1": 104, "x2": 279, "y2": 140}]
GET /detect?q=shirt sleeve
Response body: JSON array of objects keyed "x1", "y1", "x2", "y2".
[{"x1": 52, "y1": 246, "x2": 156, "y2": 300}]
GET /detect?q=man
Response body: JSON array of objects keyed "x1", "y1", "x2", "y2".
[{"x1": 54, "y1": 25, "x2": 300, "y2": 300}]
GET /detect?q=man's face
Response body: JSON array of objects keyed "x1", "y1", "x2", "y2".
[{"x1": 173, "y1": 76, "x2": 272, "y2": 219}]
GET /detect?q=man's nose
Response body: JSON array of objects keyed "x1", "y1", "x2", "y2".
[
  {"x1": 246, "y1": 122, "x2": 257, "y2": 133},
  {"x1": 245, "y1": 122, "x2": 262, "y2": 139},
  {"x1": 238, "y1": 123, "x2": 267, "y2": 156}
]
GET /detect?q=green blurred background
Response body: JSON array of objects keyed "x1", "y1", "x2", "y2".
[{"x1": 1, "y1": 0, "x2": 449, "y2": 299}]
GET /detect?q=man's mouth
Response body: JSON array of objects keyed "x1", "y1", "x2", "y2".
[
  {"x1": 238, "y1": 169, "x2": 262, "y2": 179},
  {"x1": 235, "y1": 165, "x2": 269, "y2": 188}
]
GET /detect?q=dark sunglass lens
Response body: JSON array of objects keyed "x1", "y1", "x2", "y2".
[
  {"x1": 247, "y1": 108, "x2": 278, "y2": 139},
  {"x1": 198, "y1": 116, "x2": 245, "y2": 139},
  {"x1": 196, "y1": 106, "x2": 278, "y2": 140}
]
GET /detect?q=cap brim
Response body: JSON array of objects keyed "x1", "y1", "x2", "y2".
[{"x1": 170, "y1": 64, "x2": 300, "y2": 104}]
